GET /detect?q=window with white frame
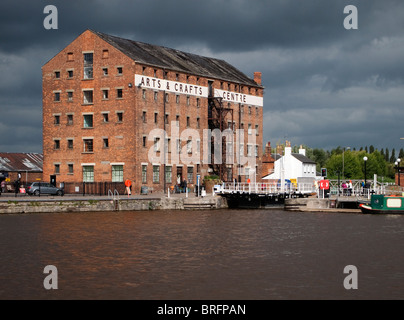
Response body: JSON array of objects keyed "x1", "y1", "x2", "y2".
[
  {"x1": 82, "y1": 165, "x2": 94, "y2": 182},
  {"x1": 112, "y1": 165, "x2": 123, "y2": 182},
  {"x1": 153, "y1": 165, "x2": 160, "y2": 183}
]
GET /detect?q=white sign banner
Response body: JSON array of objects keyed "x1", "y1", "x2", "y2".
[{"x1": 135, "y1": 74, "x2": 263, "y2": 107}]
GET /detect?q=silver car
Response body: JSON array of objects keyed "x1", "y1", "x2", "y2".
[{"x1": 26, "y1": 182, "x2": 64, "y2": 196}]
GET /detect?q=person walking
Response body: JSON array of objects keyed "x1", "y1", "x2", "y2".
[
  {"x1": 1, "y1": 180, "x2": 5, "y2": 194},
  {"x1": 124, "y1": 179, "x2": 132, "y2": 197},
  {"x1": 14, "y1": 180, "x2": 20, "y2": 197}
]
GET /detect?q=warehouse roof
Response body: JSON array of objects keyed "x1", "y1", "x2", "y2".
[
  {"x1": 0, "y1": 153, "x2": 43, "y2": 172},
  {"x1": 92, "y1": 30, "x2": 262, "y2": 88}
]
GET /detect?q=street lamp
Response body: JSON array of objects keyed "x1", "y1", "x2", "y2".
[
  {"x1": 343, "y1": 147, "x2": 350, "y2": 179},
  {"x1": 397, "y1": 158, "x2": 401, "y2": 186},
  {"x1": 363, "y1": 156, "x2": 368, "y2": 186}
]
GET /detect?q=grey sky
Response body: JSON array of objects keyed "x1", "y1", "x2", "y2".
[{"x1": 0, "y1": 0, "x2": 403, "y2": 153}]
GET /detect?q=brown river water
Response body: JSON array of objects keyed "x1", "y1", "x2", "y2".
[{"x1": 0, "y1": 209, "x2": 403, "y2": 300}]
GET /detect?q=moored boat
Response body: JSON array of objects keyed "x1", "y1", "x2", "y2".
[{"x1": 360, "y1": 194, "x2": 404, "y2": 214}]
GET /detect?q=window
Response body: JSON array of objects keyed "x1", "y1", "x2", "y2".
[
  {"x1": 112, "y1": 165, "x2": 123, "y2": 182},
  {"x1": 53, "y1": 139, "x2": 60, "y2": 150},
  {"x1": 187, "y1": 167, "x2": 194, "y2": 184},
  {"x1": 142, "y1": 111, "x2": 147, "y2": 123},
  {"x1": 196, "y1": 117, "x2": 200, "y2": 129},
  {"x1": 54, "y1": 164, "x2": 60, "y2": 174},
  {"x1": 54, "y1": 92, "x2": 60, "y2": 102},
  {"x1": 142, "y1": 89, "x2": 146, "y2": 99},
  {"x1": 248, "y1": 124, "x2": 252, "y2": 135},
  {"x1": 117, "y1": 112, "x2": 123, "y2": 122},
  {"x1": 154, "y1": 137, "x2": 161, "y2": 152},
  {"x1": 116, "y1": 88, "x2": 123, "y2": 99},
  {"x1": 83, "y1": 53, "x2": 93, "y2": 79},
  {"x1": 176, "y1": 139, "x2": 181, "y2": 154},
  {"x1": 67, "y1": 139, "x2": 73, "y2": 149},
  {"x1": 102, "y1": 113, "x2": 109, "y2": 123},
  {"x1": 245, "y1": 167, "x2": 250, "y2": 182},
  {"x1": 54, "y1": 115, "x2": 60, "y2": 125},
  {"x1": 67, "y1": 91, "x2": 73, "y2": 102},
  {"x1": 83, "y1": 114, "x2": 93, "y2": 128},
  {"x1": 165, "y1": 138, "x2": 171, "y2": 153},
  {"x1": 176, "y1": 115, "x2": 180, "y2": 126},
  {"x1": 82, "y1": 166, "x2": 94, "y2": 182},
  {"x1": 176, "y1": 95, "x2": 180, "y2": 104},
  {"x1": 83, "y1": 139, "x2": 93, "y2": 152},
  {"x1": 154, "y1": 91, "x2": 158, "y2": 101},
  {"x1": 197, "y1": 98, "x2": 200, "y2": 108},
  {"x1": 117, "y1": 67, "x2": 123, "y2": 75},
  {"x1": 186, "y1": 117, "x2": 190, "y2": 127},
  {"x1": 186, "y1": 140, "x2": 192, "y2": 154},
  {"x1": 102, "y1": 50, "x2": 109, "y2": 58},
  {"x1": 142, "y1": 165, "x2": 147, "y2": 183},
  {"x1": 176, "y1": 73, "x2": 179, "y2": 81},
  {"x1": 255, "y1": 145, "x2": 259, "y2": 157},
  {"x1": 165, "y1": 93, "x2": 169, "y2": 102},
  {"x1": 154, "y1": 112, "x2": 158, "y2": 123},
  {"x1": 142, "y1": 136, "x2": 147, "y2": 147},
  {"x1": 248, "y1": 106, "x2": 252, "y2": 115},
  {"x1": 165, "y1": 166, "x2": 172, "y2": 183},
  {"x1": 187, "y1": 96, "x2": 190, "y2": 105},
  {"x1": 153, "y1": 165, "x2": 160, "y2": 183},
  {"x1": 67, "y1": 70, "x2": 73, "y2": 78},
  {"x1": 154, "y1": 69, "x2": 157, "y2": 77},
  {"x1": 142, "y1": 66, "x2": 146, "y2": 75},
  {"x1": 68, "y1": 164, "x2": 74, "y2": 174},
  {"x1": 247, "y1": 145, "x2": 252, "y2": 157},
  {"x1": 67, "y1": 114, "x2": 73, "y2": 125},
  {"x1": 256, "y1": 107, "x2": 259, "y2": 116},
  {"x1": 103, "y1": 68, "x2": 108, "y2": 76},
  {"x1": 103, "y1": 138, "x2": 109, "y2": 148},
  {"x1": 165, "y1": 114, "x2": 169, "y2": 125},
  {"x1": 83, "y1": 90, "x2": 93, "y2": 104},
  {"x1": 102, "y1": 89, "x2": 109, "y2": 99},
  {"x1": 255, "y1": 124, "x2": 259, "y2": 135},
  {"x1": 54, "y1": 71, "x2": 60, "y2": 79},
  {"x1": 67, "y1": 52, "x2": 74, "y2": 61}
]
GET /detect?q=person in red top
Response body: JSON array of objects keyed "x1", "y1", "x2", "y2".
[{"x1": 124, "y1": 179, "x2": 132, "y2": 196}]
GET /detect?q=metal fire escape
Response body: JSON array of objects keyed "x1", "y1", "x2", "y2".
[{"x1": 208, "y1": 95, "x2": 234, "y2": 182}]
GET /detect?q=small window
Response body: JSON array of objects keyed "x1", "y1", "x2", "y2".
[
  {"x1": 103, "y1": 138, "x2": 109, "y2": 148},
  {"x1": 54, "y1": 140, "x2": 60, "y2": 150},
  {"x1": 165, "y1": 93, "x2": 169, "y2": 102},
  {"x1": 176, "y1": 73, "x2": 179, "y2": 81},
  {"x1": 54, "y1": 92, "x2": 60, "y2": 102},
  {"x1": 165, "y1": 114, "x2": 169, "y2": 125},
  {"x1": 187, "y1": 116, "x2": 190, "y2": 127},
  {"x1": 67, "y1": 139, "x2": 73, "y2": 149},
  {"x1": 187, "y1": 96, "x2": 190, "y2": 105},
  {"x1": 54, "y1": 164, "x2": 60, "y2": 174},
  {"x1": 54, "y1": 71, "x2": 60, "y2": 79},
  {"x1": 117, "y1": 67, "x2": 123, "y2": 75},
  {"x1": 103, "y1": 68, "x2": 108, "y2": 76},
  {"x1": 196, "y1": 117, "x2": 200, "y2": 129},
  {"x1": 165, "y1": 166, "x2": 172, "y2": 183},
  {"x1": 154, "y1": 112, "x2": 158, "y2": 124},
  {"x1": 142, "y1": 165, "x2": 147, "y2": 183},
  {"x1": 117, "y1": 112, "x2": 123, "y2": 122},
  {"x1": 102, "y1": 89, "x2": 109, "y2": 99},
  {"x1": 67, "y1": 91, "x2": 73, "y2": 101},
  {"x1": 83, "y1": 114, "x2": 93, "y2": 128},
  {"x1": 67, "y1": 52, "x2": 74, "y2": 61},
  {"x1": 248, "y1": 124, "x2": 252, "y2": 135},
  {"x1": 142, "y1": 136, "x2": 147, "y2": 147},
  {"x1": 255, "y1": 124, "x2": 259, "y2": 135},
  {"x1": 176, "y1": 115, "x2": 180, "y2": 126},
  {"x1": 54, "y1": 115, "x2": 60, "y2": 125},
  {"x1": 176, "y1": 95, "x2": 180, "y2": 104},
  {"x1": 154, "y1": 137, "x2": 160, "y2": 152},
  {"x1": 142, "y1": 111, "x2": 147, "y2": 123},
  {"x1": 142, "y1": 89, "x2": 146, "y2": 99},
  {"x1": 196, "y1": 98, "x2": 200, "y2": 108},
  {"x1": 154, "y1": 69, "x2": 157, "y2": 77},
  {"x1": 67, "y1": 70, "x2": 73, "y2": 78},
  {"x1": 102, "y1": 49, "x2": 109, "y2": 59},
  {"x1": 67, "y1": 114, "x2": 73, "y2": 125},
  {"x1": 68, "y1": 164, "x2": 74, "y2": 174},
  {"x1": 117, "y1": 88, "x2": 123, "y2": 99},
  {"x1": 154, "y1": 91, "x2": 158, "y2": 101},
  {"x1": 83, "y1": 90, "x2": 93, "y2": 104},
  {"x1": 102, "y1": 113, "x2": 109, "y2": 123},
  {"x1": 83, "y1": 139, "x2": 93, "y2": 153},
  {"x1": 187, "y1": 167, "x2": 194, "y2": 183}
]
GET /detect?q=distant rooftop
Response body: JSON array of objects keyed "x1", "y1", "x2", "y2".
[
  {"x1": 0, "y1": 153, "x2": 43, "y2": 172},
  {"x1": 92, "y1": 30, "x2": 262, "y2": 88}
]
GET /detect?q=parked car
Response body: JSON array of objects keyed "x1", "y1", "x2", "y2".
[{"x1": 26, "y1": 182, "x2": 64, "y2": 196}]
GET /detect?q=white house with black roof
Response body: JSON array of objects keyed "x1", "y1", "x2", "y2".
[{"x1": 262, "y1": 144, "x2": 317, "y2": 181}]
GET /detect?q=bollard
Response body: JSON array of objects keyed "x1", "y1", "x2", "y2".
[{"x1": 167, "y1": 187, "x2": 170, "y2": 198}]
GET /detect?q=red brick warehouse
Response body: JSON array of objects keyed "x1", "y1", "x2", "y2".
[{"x1": 42, "y1": 30, "x2": 264, "y2": 193}]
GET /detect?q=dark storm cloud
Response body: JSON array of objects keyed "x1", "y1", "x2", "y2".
[{"x1": 0, "y1": 0, "x2": 403, "y2": 153}]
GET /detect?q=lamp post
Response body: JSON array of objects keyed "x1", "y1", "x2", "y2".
[
  {"x1": 363, "y1": 156, "x2": 368, "y2": 186},
  {"x1": 397, "y1": 158, "x2": 401, "y2": 186},
  {"x1": 343, "y1": 147, "x2": 350, "y2": 179}
]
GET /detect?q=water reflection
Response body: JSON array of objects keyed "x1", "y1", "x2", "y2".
[{"x1": 0, "y1": 209, "x2": 403, "y2": 299}]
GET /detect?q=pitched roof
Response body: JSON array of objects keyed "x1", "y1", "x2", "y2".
[
  {"x1": 292, "y1": 153, "x2": 316, "y2": 164},
  {"x1": 92, "y1": 30, "x2": 262, "y2": 87},
  {"x1": 0, "y1": 153, "x2": 43, "y2": 172}
]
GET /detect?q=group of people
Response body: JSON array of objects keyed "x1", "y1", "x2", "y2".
[{"x1": 341, "y1": 180, "x2": 353, "y2": 196}]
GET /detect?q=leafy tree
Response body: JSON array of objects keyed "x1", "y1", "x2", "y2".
[{"x1": 390, "y1": 149, "x2": 396, "y2": 163}]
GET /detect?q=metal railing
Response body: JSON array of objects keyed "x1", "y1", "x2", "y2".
[{"x1": 221, "y1": 182, "x2": 315, "y2": 195}]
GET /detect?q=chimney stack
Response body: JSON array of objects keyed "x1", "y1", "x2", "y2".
[{"x1": 254, "y1": 72, "x2": 262, "y2": 85}]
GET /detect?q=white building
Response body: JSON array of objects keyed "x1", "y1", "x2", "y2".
[{"x1": 263, "y1": 145, "x2": 317, "y2": 182}]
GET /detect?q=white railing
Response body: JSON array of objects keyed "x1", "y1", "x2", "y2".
[{"x1": 221, "y1": 182, "x2": 315, "y2": 195}]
